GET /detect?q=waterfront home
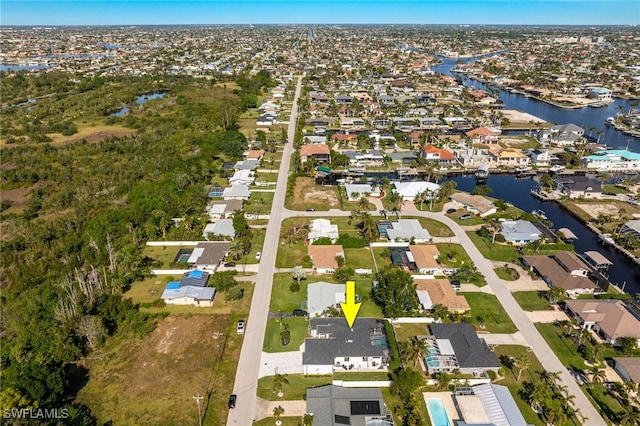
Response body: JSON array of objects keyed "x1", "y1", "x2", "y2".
[
  {"x1": 450, "y1": 193, "x2": 497, "y2": 217},
  {"x1": 308, "y1": 218, "x2": 339, "y2": 244},
  {"x1": 308, "y1": 244, "x2": 345, "y2": 274},
  {"x1": 554, "y1": 176, "x2": 603, "y2": 199},
  {"x1": 414, "y1": 279, "x2": 469, "y2": 313},
  {"x1": 425, "y1": 323, "x2": 501, "y2": 375},
  {"x1": 306, "y1": 385, "x2": 393, "y2": 426},
  {"x1": 587, "y1": 87, "x2": 613, "y2": 101},
  {"x1": 527, "y1": 148, "x2": 552, "y2": 167},
  {"x1": 466, "y1": 127, "x2": 499, "y2": 144},
  {"x1": 499, "y1": 219, "x2": 541, "y2": 244},
  {"x1": 540, "y1": 123, "x2": 584, "y2": 147},
  {"x1": 565, "y1": 299, "x2": 640, "y2": 347},
  {"x1": 488, "y1": 148, "x2": 531, "y2": 167},
  {"x1": 344, "y1": 183, "x2": 380, "y2": 201},
  {"x1": 522, "y1": 251, "x2": 600, "y2": 297},
  {"x1": 392, "y1": 181, "x2": 441, "y2": 201},
  {"x1": 343, "y1": 149, "x2": 385, "y2": 167},
  {"x1": 421, "y1": 145, "x2": 459, "y2": 167},
  {"x1": 306, "y1": 281, "x2": 345, "y2": 317},
  {"x1": 303, "y1": 135, "x2": 328, "y2": 144},
  {"x1": 299, "y1": 143, "x2": 331, "y2": 164},
  {"x1": 582, "y1": 149, "x2": 640, "y2": 172},
  {"x1": 620, "y1": 220, "x2": 640, "y2": 239},
  {"x1": 303, "y1": 318, "x2": 390, "y2": 375}
]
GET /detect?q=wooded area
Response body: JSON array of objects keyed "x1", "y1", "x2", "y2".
[{"x1": 0, "y1": 70, "x2": 274, "y2": 422}]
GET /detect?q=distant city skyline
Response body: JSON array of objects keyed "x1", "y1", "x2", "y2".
[{"x1": 1, "y1": 1, "x2": 638, "y2": 26}]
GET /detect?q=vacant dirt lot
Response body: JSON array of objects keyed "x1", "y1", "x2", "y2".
[
  {"x1": 575, "y1": 202, "x2": 620, "y2": 219},
  {"x1": 78, "y1": 314, "x2": 232, "y2": 426},
  {"x1": 291, "y1": 176, "x2": 340, "y2": 210}
]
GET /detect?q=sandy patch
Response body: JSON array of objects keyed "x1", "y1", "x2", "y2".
[
  {"x1": 575, "y1": 203, "x2": 619, "y2": 219},
  {"x1": 501, "y1": 109, "x2": 546, "y2": 124}
]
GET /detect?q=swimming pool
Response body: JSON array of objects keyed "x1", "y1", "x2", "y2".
[{"x1": 427, "y1": 398, "x2": 450, "y2": 426}]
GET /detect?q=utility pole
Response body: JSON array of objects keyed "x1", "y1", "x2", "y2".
[{"x1": 193, "y1": 394, "x2": 204, "y2": 426}]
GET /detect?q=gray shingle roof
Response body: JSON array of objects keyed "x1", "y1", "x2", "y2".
[
  {"x1": 306, "y1": 385, "x2": 386, "y2": 426},
  {"x1": 429, "y1": 323, "x2": 501, "y2": 369},
  {"x1": 303, "y1": 318, "x2": 389, "y2": 365}
]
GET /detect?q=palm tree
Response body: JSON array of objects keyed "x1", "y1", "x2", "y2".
[
  {"x1": 358, "y1": 196, "x2": 369, "y2": 211},
  {"x1": 302, "y1": 413, "x2": 314, "y2": 426},
  {"x1": 358, "y1": 212, "x2": 378, "y2": 242},
  {"x1": 228, "y1": 239, "x2": 246, "y2": 261},
  {"x1": 273, "y1": 405, "x2": 285, "y2": 425},
  {"x1": 589, "y1": 367, "x2": 607, "y2": 386},
  {"x1": 618, "y1": 406, "x2": 640, "y2": 426},
  {"x1": 514, "y1": 354, "x2": 532, "y2": 382},
  {"x1": 272, "y1": 374, "x2": 289, "y2": 397}
]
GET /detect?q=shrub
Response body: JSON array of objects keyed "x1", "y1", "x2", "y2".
[
  {"x1": 336, "y1": 233, "x2": 366, "y2": 248},
  {"x1": 225, "y1": 285, "x2": 244, "y2": 300},
  {"x1": 289, "y1": 281, "x2": 300, "y2": 292},
  {"x1": 487, "y1": 370, "x2": 497, "y2": 380},
  {"x1": 311, "y1": 237, "x2": 333, "y2": 245}
]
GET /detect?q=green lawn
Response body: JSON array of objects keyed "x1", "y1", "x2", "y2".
[
  {"x1": 257, "y1": 374, "x2": 331, "y2": 400},
  {"x1": 142, "y1": 244, "x2": 195, "y2": 267},
  {"x1": 263, "y1": 318, "x2": 308, "y2": 352},
  {"x1": 416, "y1": 217, "x2": 455, "y2": 238},
  {"x1": 344, "y1": 247, "x2": 375, "y2": 270},
  {"x1": 371, "y1": 247, "x2": 393, "y2": 271},
  {"x1": 494, "y1": 266, "x2": 520, "y2": 281},
  {"x1": 535, "y1": 323, "x2": 587, "y2": 370},
  {"x1": 466, "y1": 231, "x2": 521, "y2": 262},
  {"x1": 245, "y1": 191, "x2": 274, "y2": 215},
  {"x1": 392, "y1": 322, "x2": 430, "y2": 342},
  {"x1": 602, "y1": 184, "x2": 630, "y2": 194},
  {"x1": 254, "y1": 417, "x2": 301, "y2": 426},
  {"x1": 492, "y1": 345, "x2": 547, "y2": 426},
  {"x1": 512, "y1": 291, "x2": 550, "y2": 311},
  {"x1": 237, "y1": 228, "x2": 266, "y2": 265},
  {"x1": 459, "y1": 293, "x2": 518, "y2": 333},
  {"x1": 435, "y1": 243, "x2": 475, "y2": 269},
  {"x1": 333, "y1": 371, "x2": 390, "y2": 381},
  {"x1": 276, "y1": 240, "x2": 312, "y2": 268},
  {"x1": 583, "y1": 383, "x2": 624, "y2": 425}
]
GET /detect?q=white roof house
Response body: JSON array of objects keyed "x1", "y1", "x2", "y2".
[
  {"x1": 386, "y1": 219, "x2": 431, "y2": 243},
  {"x1": 308, "y1": 219, "x2": 339, "y2": 243},
  {"x1": 392, "y1": 181, "x2": 440, "y2": 201},
  {"x1": 229, "y1": 169, "x2": 255, "y2": 185},
  {"x1": 307, "y1": 281, "x2": 346, "y2": 317},
  {"x1": 203, "y1": 219, "x2": 235, "y2": 239},
  {"x1": 223, "y1": 184, "x2": 251, "y2": 200},
  {"x1": 500, "y1": 220, "x2": 541, "y2": 244},
  {"x1": 344, "y1": 183, "x2": 380, "y2": 201}
]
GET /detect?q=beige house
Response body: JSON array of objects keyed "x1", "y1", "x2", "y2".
[
  {"x1": 308, "y1": 244, "x2": 345, "y2": 274},
  {"x1": 450, "y1": 193, "x2": 497, "y2": 217},
  {"x1": 414, "y1": 279, "x2": 470, "y2": 313},
  {"x1": 565, "y1": 299, "x2": 640, "y2": 347},
  {"x1": 522, "y1": 251, "x2": 599, "y2": 297},
  {"x1": 488, "y1": 148, "x2": 530, "y2": 166},
  {"x1": 408, "y1": 245, "x2": 440, "y2": 275}
]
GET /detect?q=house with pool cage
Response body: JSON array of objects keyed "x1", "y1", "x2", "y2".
[{"x1": 424, "y1": 323, "x2": 501, "y2": 375}]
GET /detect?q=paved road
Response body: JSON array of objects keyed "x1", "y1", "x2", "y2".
[{"x1": 227, "y1": 76, "x2": 303, "y2": 426}]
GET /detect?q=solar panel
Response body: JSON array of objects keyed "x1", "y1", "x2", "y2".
[{"x1": 350, "y1": 400, "x2": 381, "y2": 415}]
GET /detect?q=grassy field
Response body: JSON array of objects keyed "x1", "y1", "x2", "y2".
[
  {"x1": 78, "y1": 314, "x2": 245, "y2": 426},
  {"x1": 583, "y1": 383, "x2": 624, "y2": 425},
  {"x1": 435, "y1": 243, "x2": 475, "y2": 269},
  {"x1": 276, "y1": 240, "x2": 312, "y2": 268},
  {"x1": 494, "y1": 266, "x2": 520, "y2": 281},
  {"x1": 344, "y1": 247, "x2": 375, "y2": 270},
  {"x1": 286, "y1": 177, "x2": 341, "y2": 211},
  {"x1": 535, "y1": 322, "x2": 587, "y2": 370},
  {"x1": 459, "y1": 292, "x2": 518, "y2": 333},
  {"x1": 512, "y1": 291, "x2": 550, "y2": 311},
  {"x1": 263, "y1": 318, "x2": 308, "y2": 352},
  {"x1": 492, "y1": 345, "x2": 548, "y2": 426},
  {"x1": 392, "y1": 322, "x2": 430, "y2": 342},
  {"x1": 415, "y1": 217, "x2": 455, "y2": 238},
  {"x1": 257, "y1": 374, "x2": 331, "y2": 400},
  {"x1": 466, "y1": 231, "x2": 521, "y2": 262},
  {"x1": 39, "y1": 123, "x2": 136, "y2": 145},
  {"x1": 245, "y1": 191, "x2": 275, "y2": 216}
]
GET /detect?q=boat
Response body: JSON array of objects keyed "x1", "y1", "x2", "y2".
[
  {"x1": 475, "y1": 164, "x2": 489, "y2": 181},
  {"x1": 605, "y1": 117, "x2": 615, "y2": 125},
  {"x1": 598, "y1": 234, "x2": 615, "y2": 246},
  {"x1": 532, "y1": 209, "x2": 547, "y2": 220},
  {"x1": 549, "y1": 165, "x2": 566, "y2": 173},
  {"x1": 515, "y1": 165, "x2": 533, "y2": 173}
]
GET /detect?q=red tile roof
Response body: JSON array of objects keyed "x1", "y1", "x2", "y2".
[{"x1": 300, "y1": 144, "x2": 331, "y2": 156}]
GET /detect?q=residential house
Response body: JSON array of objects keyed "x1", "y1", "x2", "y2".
[
  {"x1": 300, "y1": 144, "x2": 331, "y2": 164},
  {"x1": 392, "y1": 181, "x2": 441, "y2": 202},
  {"x1": 587, "y1": 87, "x2": 613, "y2": 101},
  {"x1": 408, "y1": 245, "x2": 441, "y2": 274},
  {"x1": 228, "y1": 169, "x2": 255, "y2": 185},
  {"x1": 613, "y1": 358, "x2": 640, "y2": 383},
  {"x1": 488, "y1": 148, "x2": 531, "y2": 166},
  {"x1": 421, "y1": 145, "x2": 459, "y2": 167},
  {"x1": 308, "y1": 245, "x2": 345, "y2": 274},
  {"x1": 256, "y1": 114, "x2": 277, "y2": 126},
  {"x1": 522, "y1": 251, "x2": 600, "y2": 296},
  {"x1": 466, "y1": 127, "x2": 499, "y2": 145},
  {"x1": 386, "y1": 151, "x2": 418, "y2": 165},
  {"x1": 555, "y1": 176, "x2": 603, "y2": 199},
  {"x1": 205, "y1": 199, "x2": 243, "y2": 220},
  {"x1": 187, "y1": 241, "x2": 230, "y2": 271},
  {"x1": 344, "y1": 150, "x2": 385, "y2": 167},
  {"x1": 414, "y1": 279, "x2": 470, "y2": 313},
  {"x1": 450, "y1": 193, "x2": 497, "y2": 217},
  {"x1": 344, "y1": 183, "x2": 380, "y2": 201},
  {"x1": 379, "y1": 219, "x2": 431, "y2": 243},
  {"x1": 223, "y1": 184, "x2": 251, "y2": 200},
  {"x1": 303, "y1": 135, "x2": 328, "y2": 144},
  {"x1": 303, "y1": 318, "x2": 391, "y2": 375},
  {"x1": 203, "y1": 219, "x2": 235, "y2": 240},
  {"x1": 564, "y1": 299, "x2": 640, "y2": 346},
  {"x1": 454, "y1": 384, "x2": 529, "y2": 426},
  {"x1": 306, "y1": 385, "x2": 394, "y2": 426},
  {"x1": 331, "y1": 134, "x2": 358, "y2": 145},
  {"x1": 234, "y1": 159, "x2": 260, "y2": 171},
  {"x1": 582, "y1": 149, "x2": 640, "y2": 172},
  {"x1": 425, "y1": 323, "x2": 501, "y2": 375},
  {"x1": 161, "y1": 270, "x2": 215, "y2": 307},
  {"x1": 307, "y1": 281, "x2": 346, "y2": 317},
  {"x1": 308, "y1": 219, "x2": 339, "y2": 244},
  {"x1": 243, "y1": 149, "x2": 265, "y2": 161},
  {"x1": 541, "y1": 123, "x2": 584, "y2": 146},
  {"x1": 499, "y1": 220, "x2": 541, "y2": 244},
  {"x1": 620, "y1": 220, "x2": 640, "y2": 239},
  {"x1": 528, "y1": 148, "x2": 552, "y2": 167}
]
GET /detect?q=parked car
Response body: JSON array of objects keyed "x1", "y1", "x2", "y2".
[
  {"x1": 459, "y1": 214, "x2": 471, "y2": 220},
  {"x1": 446, "y1": 208, "x2": 457, "y2": 214},
  {"x1": 228, "y1": 394, "x2": 237, "y2": 409},
  {"x1": 224, "y1": 262, "x2": 236, "y2": 267},
  {"x1": 255, "y1": 252, "x2": 261, "y2": 260},
  {"x1": 236, "y1": 320, "x2": 245, "y2": 335},
  {"x1": 450, "y1": 280, "x2": 461, "y2": 290},
  {"x1": 306, "y1": 208, "x2": 315, "y2": 212},
  {"x1": 292, "y1": 309, "x2": 308, "y2": 317}
]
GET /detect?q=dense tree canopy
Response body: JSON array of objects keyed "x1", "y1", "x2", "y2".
[{"x1": 371, "y1": 268, "x2": 419, "y2": 317}]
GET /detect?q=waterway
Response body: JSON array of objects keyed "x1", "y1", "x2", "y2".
[
  {"x1": 444, "y1": 174, "x2": 640, "y2": 293},
  {"x1": 432, "y1": 56, "x2": 640, "y2": 151},
  {"x1": 109, "y1": 91, "x2": 167, "y2": 116}
]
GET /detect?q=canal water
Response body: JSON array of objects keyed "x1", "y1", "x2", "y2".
[
  {"x1": 109, "y1": 91, "x2": 167, "y2": 116},
  {"x1": 432, "y1": 57, "x2": 640, "y2": 151},
  {"x1": 443, "y1": 175, "x2": 640, "y2": 293}
]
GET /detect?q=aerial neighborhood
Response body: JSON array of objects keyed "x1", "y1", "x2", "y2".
[{"x1": 2, "y1": 22, "x2": 640, "y2": 426}]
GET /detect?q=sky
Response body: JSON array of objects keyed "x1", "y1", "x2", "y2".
[{"x1": 1, "y1": 1, "x2": 638, "y2": 26}]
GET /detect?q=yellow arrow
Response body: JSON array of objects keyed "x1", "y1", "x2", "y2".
[{"x1": 340, "y1": 280, "x2": 361, "y2": 328}]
